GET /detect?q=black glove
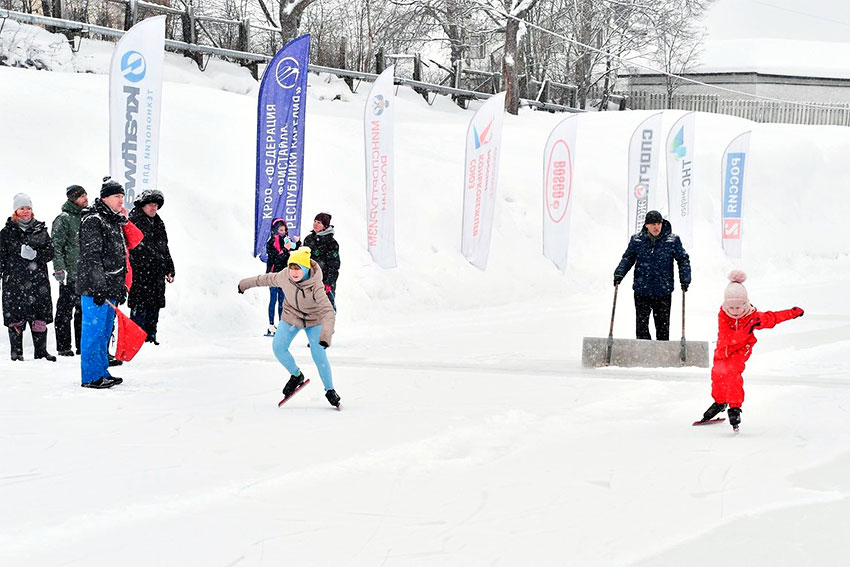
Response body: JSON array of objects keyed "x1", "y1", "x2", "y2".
[
  {"x1": 682, "y1": 283, "x2": 689, "y2": 292},
  {"x1": 613, "y1": 274, "x2": 623, "y2": 286},
  {"x1": 237, "y1": 285, "x2": 244, "y2": 294},
  {"x1": 93, "y1": 293, "x2": 106, "y2": 306},
  {"x1": 791, "y1": 306, "x2": 804, "y2": 318},
  {"x1": 319, "y1": 340, "x2": 329, "y2": 349}
]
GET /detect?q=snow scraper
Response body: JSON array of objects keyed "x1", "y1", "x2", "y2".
[{"x1": 581, "y1": 284, "x2": 709, "y2": 368}]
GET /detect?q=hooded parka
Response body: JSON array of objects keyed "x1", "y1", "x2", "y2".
[{"x1": 0, "y1": 216, "x2": 54, "y2": 325}]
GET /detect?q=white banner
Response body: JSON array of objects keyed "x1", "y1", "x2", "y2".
[
  {"x1": 363, "y1": 66, "x2": 397, "y2": 268},
  {"x1": 721, "y1": 131, "x2": 752, "y2": 258},
  {"x1": 666, "y1": 112, "x2": 696, "y2": 248},
  {"x1": 626, "y1": 112, "x2": 664, "y2": 237},
  {"x1": 461, "y1": 92, "x2": 506, "y2": 270},
  {"x1": 109, "y1": 16, "x2": 165, "y2": 210},
  {"x1": 542, "y1": 114, "x2": 579, "y2": 272}
]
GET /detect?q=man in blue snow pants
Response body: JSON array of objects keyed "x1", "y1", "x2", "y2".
[{"x1": 76, "y1": 180, "x2": 141, "y2": 389}]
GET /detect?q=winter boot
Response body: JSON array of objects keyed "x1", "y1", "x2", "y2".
[
  {"x1": 282, "y1": 372, "x2": 305, "y2": 397},
  {"x1": 728, "y1": 407, "x2": 742, "y2": 430},
  {"x1": 108, "y1": 354, "x2": 123, "y2": 367},
  {"x1": 265, "y1": 324, "x2": 277, "y2": 337},
  {"x1": 325, "y1": 389, "x2": 341, "y2": 408},
  {"x1": 82, "y1": 377, "x2": 116, "y2": 389},
  {"x1": 702, "y1": 402, "x2": 728, "y2": 422},
  {"x1": 9, "y1": 328, "x2": 24, "y2": 361},
  {"x1": 33, "y1": 331, "x2": 57, "y2": 362}
]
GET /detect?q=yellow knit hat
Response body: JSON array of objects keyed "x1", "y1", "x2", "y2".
[{"x1": 288, "y1": 247, "x2": 312, "y2": 269}]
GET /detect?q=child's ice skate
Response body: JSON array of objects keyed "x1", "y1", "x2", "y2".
[
  {"x1": 727, "y1": 407, "x2": 742, "y2": 431},
  {"x1": 693, "y1": 402, "x2": 727, "y2": 426}
]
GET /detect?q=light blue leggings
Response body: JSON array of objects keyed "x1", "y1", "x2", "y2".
[{"x1": 271, "y1": 323, "x2": 334, "y2": 390}]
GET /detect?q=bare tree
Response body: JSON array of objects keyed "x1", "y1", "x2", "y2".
[
  {"x1": 646, "y1": 0, "x2": 709, "y2": 106},
  {"x1": 278, "y1": 0, "x2": 319, "y2": 43}
]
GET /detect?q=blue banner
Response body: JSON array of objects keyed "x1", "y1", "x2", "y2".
[
  {"x1": 723, "y1": 152, "x2": 746, "y2": 219},
  {"x1": 254, "y1": 34, "x2": 310, "y2": 259}
]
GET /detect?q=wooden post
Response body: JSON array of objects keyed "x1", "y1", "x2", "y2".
[
  {"x1": 339, "y1": 37, "x2": 352, "y2": 90},
  {"x1": 375, "y1": 47, "x2": 385, "y2": 74},
  {"x1": 125, "y1": 0, "x2": 138, "y2": 30},
  {"x1": 238, "y1": 18, "x2": 258, "y2": 80},
  {"x1": 413, "y1": 53, "x2": 427, "y2": 101}
]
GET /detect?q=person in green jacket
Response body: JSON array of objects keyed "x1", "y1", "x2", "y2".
[{"x1": 51, "y1": 184, "x2": 88, "y2": 356}]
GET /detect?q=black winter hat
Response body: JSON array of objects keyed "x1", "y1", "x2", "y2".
[
  {"x1": 134, "y1": 189, "x2": 165, "y2": 210},
  {"x1": 314, "y1": 212, "x2": 332, "y2": 229},
  {"x1": 100, "y1": 179, "x2": 125, "y2": 199},
  {"x1": 644, "y1": 210, "x2": 663, "y2": 224},
  {"x1": 66, "y1": 185, "x2": 87, "y2": 200}
]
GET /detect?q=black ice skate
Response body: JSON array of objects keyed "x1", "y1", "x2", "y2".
[
  {"x1": 727, "y1": 407, "x2": 742, "y2": 430},
  {"x1": 282, "y1": 372, "x2": 305, "y2": 397},
  {"x1": 325, "y1": 389, "x2": 341, "y2": 410},
  {"x1": 702, "y1": 402, "x2": 728, "y2": 422}
]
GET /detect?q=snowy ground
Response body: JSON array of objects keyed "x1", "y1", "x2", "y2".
[{"x1": 2, "y1": 27, "x2": 850, "y2": 566}]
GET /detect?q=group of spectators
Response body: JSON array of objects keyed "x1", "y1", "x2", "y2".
[{"x1": 0, "y1": 179, "x2": 174, "y2": 389}]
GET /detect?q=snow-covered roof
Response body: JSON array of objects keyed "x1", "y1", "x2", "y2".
[
  {"x1": 626, "y1": 39, "x2": 850, "y2": 81},
  {"x1": 693, "y1": 39, "x2": 850, "y2": 79}
]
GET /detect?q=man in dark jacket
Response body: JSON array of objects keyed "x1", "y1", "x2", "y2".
[
  {"x1": 303, "y1": 212, "x2": 340, "y2": 309},
  {"x1": 51, "y1": 184, "x2": 88, "y2": 356},
  {"x1": 613, "y1": 210, "x2": 691, "y2": 341},
  {"x1": 128, "y1": 189, "x2": 174, "y2": 345},
  {"x1": 0, "y1": 193, "x2": 56, "y2": 361},
  {"x1": 76, "y1": 180, "x2": 139, "y2": 388}
]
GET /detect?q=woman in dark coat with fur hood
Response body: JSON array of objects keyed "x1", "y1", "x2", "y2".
[
  {"x1": 0, "y1": 193, "x2": 56, "y2": 361},
  {"x1": 127, "y1": 189, "x2": 174, "y2": 344}
]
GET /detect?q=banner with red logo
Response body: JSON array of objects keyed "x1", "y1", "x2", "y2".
[
  {"x1": 721, "y1": 131, "x2": 751, "y2": 258},
  {"x1": 109, "y1": 16, "x2": 165, "y2": 210},
  {"x1": 665, "y1": 112, "x2": 696, "y2": 248},
  {"x1": 461, "y1": 92, "x2": 506, "y2": 270},
  {"x1": 626, "y1": 112, "x2": 663, "y2": 238},
  {"x1": 542, "y1": 114, "x2": 579, "y2": 272},
  {"x1": 363, "y1": 66, "x2": 397, "y2": 268},
  {"x1": 254, "y1": 34, "x2": 310, "y2": 259}
]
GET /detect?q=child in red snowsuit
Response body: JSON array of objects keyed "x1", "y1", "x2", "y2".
[{"x1": 700, "y1": 270, "x2": 803, "y2": 430}]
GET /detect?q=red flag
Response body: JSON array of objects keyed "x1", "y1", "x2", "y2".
[{"x1": 111, "y1": 305, "x2": 147, "y2": 361}]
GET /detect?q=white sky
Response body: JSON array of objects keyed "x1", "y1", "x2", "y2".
[{"x1": 705, "y1": 0, "x2": 850, "y2": 43}]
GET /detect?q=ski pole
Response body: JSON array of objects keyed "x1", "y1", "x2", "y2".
[{"x1": 605, "y1": 284, "x2": 619, "y2": 365}]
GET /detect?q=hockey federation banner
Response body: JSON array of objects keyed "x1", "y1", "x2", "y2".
[
  {"x1": 542, "y1": 114, "x2": 579, "y2": 272},
  {"x1": 721, "y1": 131, "x2": 751, "y2": 258},
  {"x1": 254, "y1": 34, "x2": 310, "y2": 258},
  {"x1": 109, "y1": 16, "x2": 165, "y2": 210},
  {"x1": 461, "y1": 92, "x2": 506, "y2": 270},
  {"x1": 364, "y1": 66, "x2": 397, "y2": 268},
  {"x1": 666, "y1": 112, "x2": 696, "y2": 248},
  {"x1": 627, "y1": 112, "x2": 663, "y2": 237}
]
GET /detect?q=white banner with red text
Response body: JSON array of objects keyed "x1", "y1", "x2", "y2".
[
  {"x1": 542, "y1": 114, "x2": 579, "y2": 272},
  {"x1": 461, "y1": 92, "x2": 506, "y2": 270},
  {"x1": 363, "y1": 66, "x2": 397, "y2": 268}
]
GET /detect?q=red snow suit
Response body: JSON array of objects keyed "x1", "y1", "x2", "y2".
[{"x1": 711, "y1": 307, "x2": 798, "y2": 408}]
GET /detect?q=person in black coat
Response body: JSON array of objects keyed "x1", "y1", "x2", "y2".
[
  {"x1": 128, "y1": 189, "x2": 174, "y2": 345},
  {"x1": 0, "y1": 193, "x2": 56, "y2": 361},
  {"x1": 303, "y1": 212, "x2": 340, "y2": 309},
  {"x1": 613, "y1": 210, "x2": 691, "y2": 341},
  {"x1": 263, "y1": 217, "x2": 297, "y2": 336}
]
